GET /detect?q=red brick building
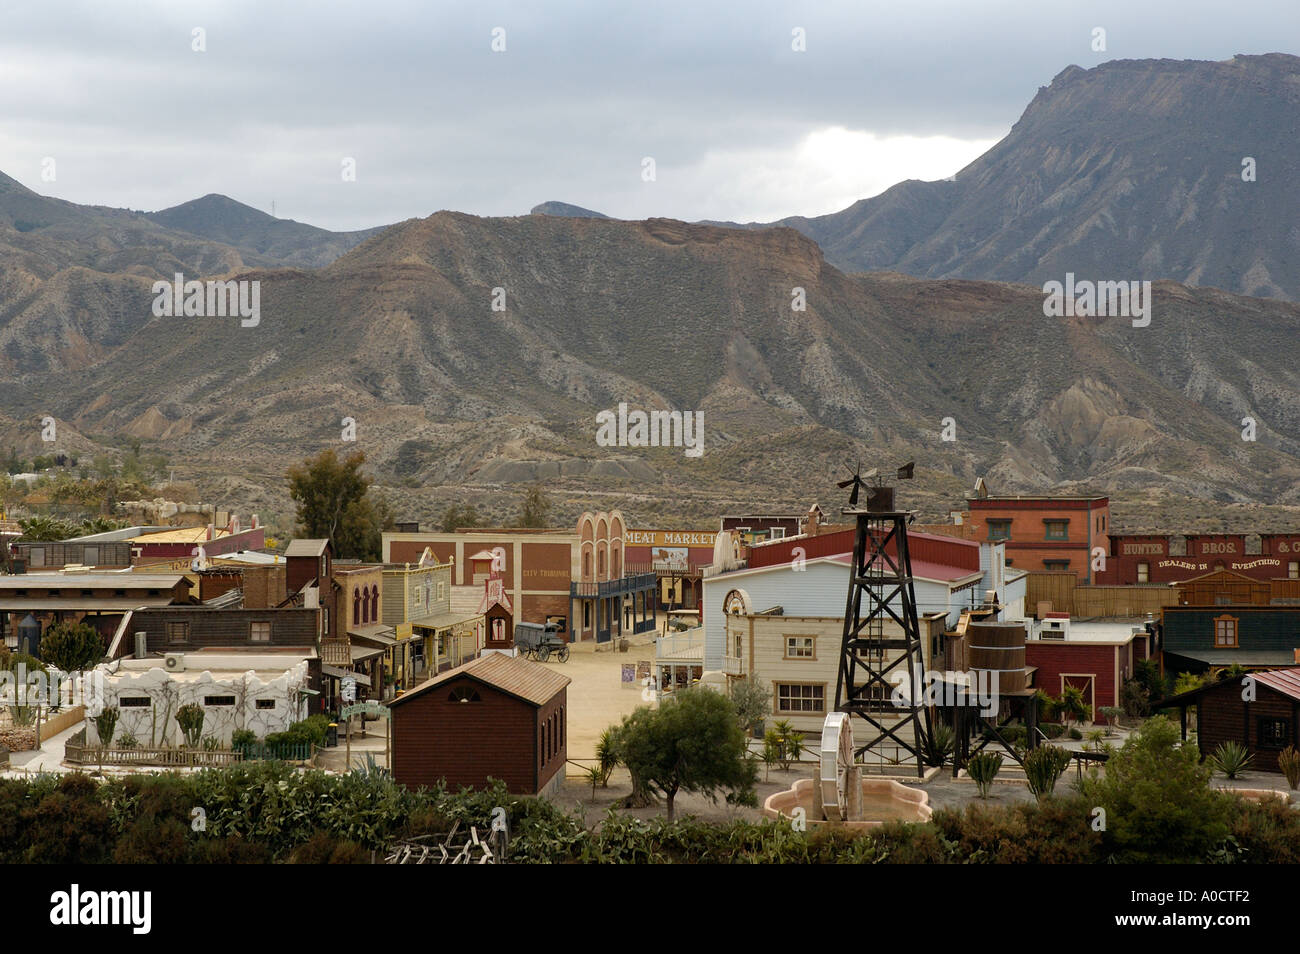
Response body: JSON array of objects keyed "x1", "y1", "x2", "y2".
[
  {"x1": 388, "y1": 653, "x2": 570, "y2": 797},
  {"x1": 965, "y1": 493, "x2": 1110, "y2": 582}
]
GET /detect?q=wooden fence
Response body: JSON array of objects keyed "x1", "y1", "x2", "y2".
[
  {"x1": 1025, "y1": 571, "x2": 1178, "y2": 618},
  {"x1": 64, "y1": 743, "x2": 244, "y2": 768}
]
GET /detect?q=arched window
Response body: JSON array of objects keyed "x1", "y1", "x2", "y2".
[
  {"x1": 370, "y1": 585, "x2": 379, "y2": 623},
  {"x1": 583, "y1": 551, "x2": 591, "y2": 579},
  {"x1": 353, "y1": 589, "x2": 361, "y2": 625}
]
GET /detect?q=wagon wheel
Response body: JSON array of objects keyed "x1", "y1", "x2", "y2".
[
  {"x1": 537, "y1": 645, "x2": 551, "y2": 662},
  {"x1": 557, "y1": 646, "x2": 571, "y2": 663}
]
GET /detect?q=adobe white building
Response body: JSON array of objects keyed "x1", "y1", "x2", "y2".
[{"x1": 86, "y1": 651, "x2": 312, "y2": 746}]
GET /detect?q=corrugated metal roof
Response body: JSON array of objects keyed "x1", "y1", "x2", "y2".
[
  {"x1": 0, "y1": 598, "x2": 175, "y2": 611},
  {"x1": 389, "y1": 652, "x2": 570, "y2": 708},
  {"x1": 1251, "y1": 667, "x2": 1300, "y2": 701},
  {"x1": 410, "y1": 611, "x2": 481, "y2": 630},
  {"x1": 0, "y1": 573, "x2": 188, "y2": 588},
  {"x1": 127, "y1": 527, "x2": 228, "y2": 544}
]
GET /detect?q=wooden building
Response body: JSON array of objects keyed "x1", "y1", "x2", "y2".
[
  {"x1": 388, "y1": 653, "x2": 570, "y2": 797},
  {"x1": 1162, "y1": 568, "x2": 1300, "y2": 675},
  {"x1": 1161, "y1": 668, "x2": 1300, "y2": 773}
]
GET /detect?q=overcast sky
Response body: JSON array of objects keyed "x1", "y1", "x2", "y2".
[{"x1": 1, "y1": 0, "x2": 1297, "y2": 232}]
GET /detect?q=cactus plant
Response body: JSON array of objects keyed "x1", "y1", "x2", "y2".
[{"x1": 966, "y1": 751, "x2": 1003, "y2": 798}]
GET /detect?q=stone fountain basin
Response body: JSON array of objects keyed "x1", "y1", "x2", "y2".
[{"x1": 763, "y1": 777, "x2": 931, "y2": 829}]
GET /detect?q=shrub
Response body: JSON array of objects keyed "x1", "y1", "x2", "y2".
[
  {"x1": 1024, "y1": 745, "x2": 1073, "y2": 801},
  {"x1": 1081, "y1": 716, "x2": 1234, "y2": 864},
  {"x1": 117, "y1": 732, "x2": 139, "y2": 749},
  {"x1": 966, "y1": 751, "x2": 1003, "y2": 798},
  {"x1": 1040, "y1": 723, "x2": 1065, "y2": 740},
  {"x1": 1068, "y1": 728, "x2": 1083, "y2": 740},
  {"x1": 231, "y1": 729, "x2": 256, "y2": 750},
  {"x1": 1278, "y1": 746, "x2": 1300, "y2": 791},
  {"x1": 1208, "y1": 741, "x2": 1253, "y2": 779}
]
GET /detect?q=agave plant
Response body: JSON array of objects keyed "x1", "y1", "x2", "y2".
[
  {"x1": 922, "y1": 722, "x2": 955, "y2": 767},
  {"x1": 1209, "y1": 740, "x2": 1253, "y2": 779}
]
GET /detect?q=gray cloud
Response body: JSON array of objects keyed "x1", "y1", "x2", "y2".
[{"x1": 0, "y1": 0, "x2": 1295, "y2": 230}]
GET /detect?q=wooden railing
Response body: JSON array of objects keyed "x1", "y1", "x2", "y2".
[{"x1": 64, "y1": 742, "x2": 244, "y2": 767}]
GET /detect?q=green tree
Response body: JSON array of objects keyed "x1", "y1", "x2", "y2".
[
  {"x1": 38, "y1": 621, "x2": 105, "y2": 672},
  {"x1": 615, "y1": 687, "x2": 757, "y2": 822},
  {"x1": 728, "y1": 676, "x2": 771, "y2": 734},
  {"x1": 518, "y1": 484, "x2": 551, "y2": 528},
  {"x1": 286, "y1": 450, "x2": 393, "y2": 560},
  {"x1": 1080, "y1": 715, "x2": 1233, "y2": 863},
  {"x1": 439, "y1": 503, "x2": 482, "y2": 532}
]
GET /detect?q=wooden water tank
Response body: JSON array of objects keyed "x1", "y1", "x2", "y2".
[{"x1": 966, "y1": 621, "x2": 1027, "y2": 693}]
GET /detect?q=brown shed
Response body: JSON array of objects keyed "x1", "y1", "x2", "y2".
[
  {"x1": 1161, "y1": 667, "x2": 1300, "y2": 773},
  {"x1": 388, "y1": 653, "x2": 571, "y2": 797}
]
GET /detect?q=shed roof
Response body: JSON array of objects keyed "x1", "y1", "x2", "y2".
[
  {"x1": 388, "y1": 652, "x2": 570, "y2": 709},
  {"x1": 285, "y1": 539, "x2": 330, "y2": 557}
]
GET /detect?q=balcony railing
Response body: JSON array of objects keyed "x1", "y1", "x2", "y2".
[
  {"x1": 570, "y1": 571, "x2": 656, "y2": 599},
  {"x1": 722, "y1": 655, "x2": 743, "y2": 675}
]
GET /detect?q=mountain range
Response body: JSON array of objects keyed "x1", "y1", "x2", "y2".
[{"x1": 2, "y1": 54, "x2": 1300, "y2": 533}]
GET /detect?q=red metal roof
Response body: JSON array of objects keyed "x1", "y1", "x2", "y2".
[
  {"x1": 1251, "y1": 667, "x2": 1300, "y2": 702},
  {"x1": 824, "y1": 552, "x2": 982, "y2": 586},
  {"x1": 747, "y1": 527, "x2": 980, "y2": 572}
]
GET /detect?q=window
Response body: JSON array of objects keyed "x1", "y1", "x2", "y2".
[
  {"x1": 1137, "y1": 562, "x2": 1150, "y2": 583},
  {"x1": 204, "y1": 695, "x2": 236, "y2": 707},
  {"x1": 784, "y1": 636, "x2": 815, "y2": 659},
  {"x1": 83, "y1": 546, "x2": 98, "y2": 565},
  {"x1": 775, "y1": 683, "x2": 825, "y2": 714},
  {"x1": 987, "y1": 520, "x2": 1011, "y2": 541},
  {"x1": 1214, "y1": 615, "x2": 1238, "y2": 648},
  {"x1": 166, "y1": 622, "x2": 189, "y2": 644},
  {"x1": 1043, "y1": 560, "x2": 1070, "y2": 571},
  {"x1": 29, "y1": 548, "x2": 44, "y2": 567},
  {"x1": 733, "y1": 632, "x2": 742, "y2": 660},
  {"x1": 255, "y1": 699, "x2": 276, "y2": 710},
  {"x1": 1259, "y1": 717, "x2": 1290, "y2": 749},
  {"x1": 448, "y1": 687, "x2": 481, "y2": 703},
  {"x1": 250, "y1": 621, "x2": 271, "y2": 642},
  {"x1": 769, "y1": 527, "x2": 786, "y2": 540},
  {"x1": 120, "y1": 697, "x2": 151, "y2": 708},
  {"x1": 1044, "y1": 520, "x2": 1069, "y2": 540},
  {"x1": 437, "y1": 582, "x2": 445, "y2": 601},
  {"x1": 353, "y1": 589, "x2": 361, "y2": 625},
  {"x1": 1290, "y1": 562, "x2": 1299, "y2": 580}
]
